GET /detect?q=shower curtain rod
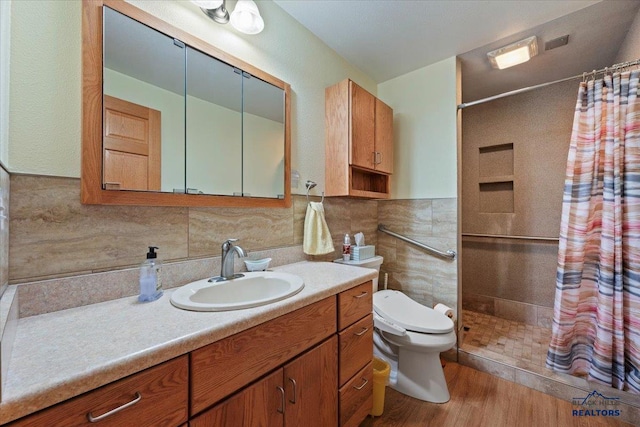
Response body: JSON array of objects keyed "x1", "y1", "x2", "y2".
[{"x1": 457, "y1": 58, "x2": 640, "y2": 110}]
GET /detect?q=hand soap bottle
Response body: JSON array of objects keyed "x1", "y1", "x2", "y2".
[{"x1": 139, "y1": 246, "x2": 162, "y2": 302}]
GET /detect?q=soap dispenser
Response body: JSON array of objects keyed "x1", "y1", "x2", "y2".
[{"x1": 139, "y1": 246, "x2": 162, "y2": 302}]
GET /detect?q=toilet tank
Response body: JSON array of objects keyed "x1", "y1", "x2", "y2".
[{"x1": 334, "y1": 255, "x2": 383, "y2": 292}]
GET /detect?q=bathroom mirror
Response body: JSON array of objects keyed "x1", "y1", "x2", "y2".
[
  {"x1": 103, "y1": 7, "x2": 186, "y2": 193},
  {"x1": 82, "y1": 0, "x2": 291, "y2": 207}
]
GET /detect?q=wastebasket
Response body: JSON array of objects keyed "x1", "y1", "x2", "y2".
[{"x1": 370, "y1": 357, "x2": 391, "y2": 416}]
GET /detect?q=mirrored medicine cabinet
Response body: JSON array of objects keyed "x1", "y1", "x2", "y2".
[{"x1": 82, "y1": 0, "x2": 291, "y2": 208}]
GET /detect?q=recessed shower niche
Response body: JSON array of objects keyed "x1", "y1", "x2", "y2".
[{"x1": 478, "y1": 143, "x2": 514, "y2": 213}]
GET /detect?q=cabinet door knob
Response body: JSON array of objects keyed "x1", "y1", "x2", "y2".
[
  {"x1": 372, "y1": 152, "x2": 382, "y2": 165},
  {"x1": 353, "y1": 378, "x2": 369, "y2": 390},
  {"x1": 276, "y1": 386, "x2": 286, "y2": 414},
  {"x1": 86, "y1": 392, "x2": 142, "y2": 422},
  {"x1": 287, "y1": 377, "x2": 298, "y2": 404}
]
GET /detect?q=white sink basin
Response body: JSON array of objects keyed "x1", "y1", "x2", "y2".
[{"x1": 170, "y1": 271, "x2": 304, "y2": 312}]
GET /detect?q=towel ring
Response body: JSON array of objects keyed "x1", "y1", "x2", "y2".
[{"x1": 305, "y1": 180, "x2": 325, "y2": 204}]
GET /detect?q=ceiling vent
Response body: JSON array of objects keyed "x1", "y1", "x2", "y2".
[{"x1": 545, "y1": 35, "x2": 569, "y2": 51}]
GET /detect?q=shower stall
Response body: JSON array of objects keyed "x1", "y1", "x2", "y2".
[{"x1": 459, "y1": 75, "x2": 640, "y2": 422}]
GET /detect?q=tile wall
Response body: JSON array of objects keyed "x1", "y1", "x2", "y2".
[
  {"x1": 6, "y1": 176, "x2": 393, "y2": 312},
  {"x1": 462, "y1": 292, "x2": 555, "y2": 328},
  {"x1": 9, "y1": 175, "x2": 382, "y2": 282},
  {"x1": 0, "y1": 166, "x2": 7, "y2": 298},
  {"x1": 0, "y1": 165, "x2": 14, "y2": 402},
  {"x1": 377, "y1": 198, "x2": 458, "y2": 312}
]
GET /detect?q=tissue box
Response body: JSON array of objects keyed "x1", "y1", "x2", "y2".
[{"x1": 351, "y1": 245, "x2": 375, "y2": 260}]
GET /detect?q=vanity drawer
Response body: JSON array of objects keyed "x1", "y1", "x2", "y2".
[
  {"x1": 338, "y1": 281, "x2": 373, "y2": 330},
  {"x1": 190, "y1": 296, "x2": 336, "y2": 415},
  {"x1": 339, "y1": 313, "x2": 373, "y2": 386},
  {"x1": 339, "y1": 361, "x2": 373, "y2": 427},
  {"x1": 9, "y1": 355, "x2": 188, "y2": 427}
]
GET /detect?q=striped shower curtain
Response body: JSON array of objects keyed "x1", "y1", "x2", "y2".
[{"x1": 546, "y1": 70, "x2": 640, "y2": 393}]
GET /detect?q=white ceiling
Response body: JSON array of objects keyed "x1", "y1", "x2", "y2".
[
  {"x1": 273, "y1": 0, "x2": 640, "y2": 102},
  {"x1": 459, "y1": 0, "x2": 640, "y2": 102}
]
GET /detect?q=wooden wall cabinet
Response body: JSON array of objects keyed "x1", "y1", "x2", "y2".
[{"x1": 326, "y1": 79, "x2": 394, "y2": 199}]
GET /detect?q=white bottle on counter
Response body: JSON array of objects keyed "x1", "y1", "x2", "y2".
[{"x1": 342, "y1": 234, "x2": 351, "y2": 261}]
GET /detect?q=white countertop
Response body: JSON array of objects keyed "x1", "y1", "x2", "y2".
[{"x1": 0, "y1": 261, "x2": 377, "y2": 425}]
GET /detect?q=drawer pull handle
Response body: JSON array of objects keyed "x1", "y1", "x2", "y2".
[
  {"x1": 353, "y1": 378, "x2": 369, "y2": 391},
  {"x1": 354, "y1": 327, "x2": 369, "y2": 336},
  {"x1": 276, "y1": 386, "x2": 285, "y2": 414},
  {"x1": 354, "y1": 291, "x2": 369, "y2": 299},
  {"x1": 288, "y1": 377, "x2": 298, "y2": 404},
  {"x1": 86, "y1": 392, "x2": 142, "y2": 422}
]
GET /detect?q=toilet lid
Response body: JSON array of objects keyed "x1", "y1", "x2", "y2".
[{"x1": 373, "y1": 290, "x2": 454, "y2": 334}]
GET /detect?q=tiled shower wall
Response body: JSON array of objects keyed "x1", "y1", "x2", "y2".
[{"x1": 461, "y1": 79, "x2": 576, "y2": 325}]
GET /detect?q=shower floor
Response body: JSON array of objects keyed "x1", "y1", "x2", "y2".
[
  {"x1": 461, "y1": 309, "x2": 552, "y2": 369},
  {"x1": 459, "y1": 310, "x2": 640, "y2": 424}
]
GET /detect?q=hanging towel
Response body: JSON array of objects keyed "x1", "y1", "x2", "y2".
[{"x1": 303, "y1": 202, "x2": 334, "y2": 255}]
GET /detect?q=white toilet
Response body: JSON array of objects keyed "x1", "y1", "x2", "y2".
[{"x1": 335, "y1": 255, "x2": 456, "y2": 403}]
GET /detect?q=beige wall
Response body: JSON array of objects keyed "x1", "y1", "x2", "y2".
[
  {"x1": 461, "y1": 79, "x2": 577, "y2": 316},
  {"x1": 0, "y1": 0, "x2": 9, "y2": 166},
  {"x1": 8, "y1": 0, "x2": 81, "y2": 177},
  {"x1": 8, "y1": 0, "x2": 375, "y2": 193},
  {"x1": 375, "y1": 58, "x2": 459, "y2": 317},
  {"x1": 615, "y1": 6, "x2": 640, "y2": 63},
  {"x1": 0, "y1": 0, "x2": 10, "y2": 299},
  {"x1": 377, "y1": 57, "x2": 458, "y2": 199},
  {"x1": 5, "y1": 1, "x2": 459, "y2": 323}
]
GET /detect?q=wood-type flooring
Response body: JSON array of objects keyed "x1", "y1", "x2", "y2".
[{"x1": 360, "y1": 363, "x2": 633, "y2": 427}]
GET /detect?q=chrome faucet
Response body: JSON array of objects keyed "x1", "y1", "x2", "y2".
[{"x1": 219, "y1": 238, "x2": 247, "y2": 281}]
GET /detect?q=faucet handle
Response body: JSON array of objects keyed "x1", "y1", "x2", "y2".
[{"x1": 222, "y1": 238, "x2": 239, "y2": 249}]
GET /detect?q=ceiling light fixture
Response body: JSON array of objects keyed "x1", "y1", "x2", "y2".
[
  {"x1": 192, "y1": 0, "x2": 264, "y2": 35},
  {"x1": 487, "y1": 36, "x2": 538, "y2": 70}
]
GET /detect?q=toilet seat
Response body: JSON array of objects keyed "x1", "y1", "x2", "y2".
[
  {"x1": 373, "y1": 290, "x2": 454, "y2": 334},
  {"x1": 380, "y1": 329, "x2": 457, "y2": 353}
]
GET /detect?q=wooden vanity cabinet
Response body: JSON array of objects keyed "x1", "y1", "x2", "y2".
[
  {"x1": 193, "y1": 336, "x2": 338, "y2": 427},
  {"x1": 192, "y1": 281, "x2": 373, "y2": 427},
  {"x1": 4, "y1": 280, "x2": 374, "y2": 427},
  {"x1": 326, "y1": 79, "x2": 394, "y2": 199},
  {"x1": 337, "y1": 281, "x2": 374, "y2": 427},
  {"x1": 8, "y1": 356, "x2": 189, "y2": 427},
  {"x1": 190, "y1": 369, "x2": 284, "y2": 427},
  {"x1": 189, "y1": 297, "x2": 336, "y2": 415}
]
